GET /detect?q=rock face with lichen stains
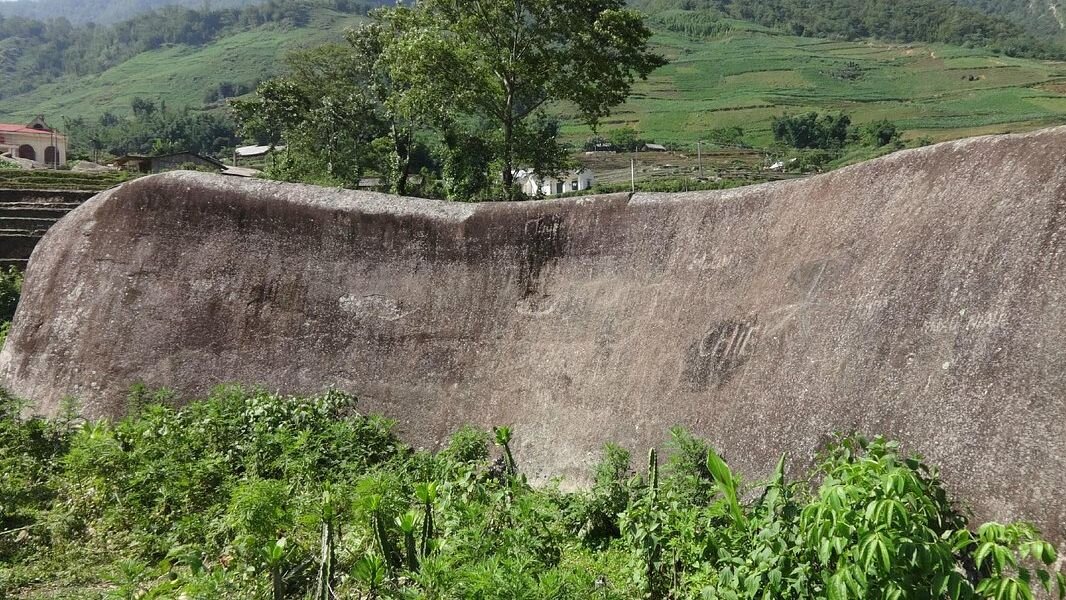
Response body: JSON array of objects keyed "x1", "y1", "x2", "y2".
[{"x1": 2, "y1": 127, "x2": 1065, "y2": 548}]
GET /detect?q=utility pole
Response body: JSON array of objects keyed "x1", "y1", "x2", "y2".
[
  {"x1": 697, "y1": 140, "x2": 704, "y2": 179},
  {"x1": 630, "y1": 155, "x2": 636, "y2": 192}
]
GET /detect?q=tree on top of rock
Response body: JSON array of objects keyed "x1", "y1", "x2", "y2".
[
  {"x1": 395, "y1": 0, "x2": 665, "y2": 200},
  {"x1": 235, "y1": 0, "x2": 664, "y2": 200}
]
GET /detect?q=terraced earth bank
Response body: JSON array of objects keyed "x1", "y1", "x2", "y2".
[
  {"x1": 0, "y1": 189, "x2": 94, "y2": 269},
  {"x1": 2, "y1": 127, "x2": 1065, "y2": 545}
]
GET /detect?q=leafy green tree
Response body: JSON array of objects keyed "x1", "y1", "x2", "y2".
[
  {"x1": 62, "y1": 102, "x2": 238, "y2": 161},
  {"x1": 436, "y1": 128, "x2": 496, "y2": 201},
  {"x1": 772, "y1": 111, "x2": 852, "y2": 149},
  {"x1": 233, "y1": 19, "x2": 441, "y2": 193},
  {"x1": 609, "y1": 126, "x2": 644, "y2": 153},
  {"x1": 706, "y1": 125, "x2": 745, "y2": 147},
  {"x1": 861, "y1": 119, "x2": 903, "y2": 147},
  {"x1": 232, "y1": 44, "x2": 388, "y2": 186},
  {"x1": 388, "y1": 0, "x2": 665, "y2": 199},
  {"x1": 345, "y1": 20, "x2": 435, "y2": 195}
]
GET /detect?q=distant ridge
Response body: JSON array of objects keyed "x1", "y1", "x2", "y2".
[
  {"x1": 0, "y1": 0, "x2": 264, "y2": 25},
  {"x1": 954, "y1": 0, "x2": 1066, "y2": 39},
  {"x1": 629, "y1": 0, "x2": 1065, "y2": 59}
]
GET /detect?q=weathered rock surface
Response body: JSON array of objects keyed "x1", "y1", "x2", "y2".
[{"x1": 2, "y1": 127, "x2": 1065, "y2": 544}]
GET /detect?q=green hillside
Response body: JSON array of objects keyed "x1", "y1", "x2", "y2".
[
  {"x1": 0, "y1": 11, "x2": 366, "y2": 124},
  {"x1": 0, "y1": 3, "x2": 369, "y2": 124},
  {"x1": 0, "y1": 0, "x2": 264, "y2": 25},
  {"x1": 2, "y1": 5, "x2": 1066, "y2": 152},
  {"x1": 560, "y1": 22, "x2": 1066, "y2": 146}
]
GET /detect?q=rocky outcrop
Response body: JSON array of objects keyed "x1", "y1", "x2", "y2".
[{"x1": 2, "y1": 127, "x2": 1065, "y2": 545}]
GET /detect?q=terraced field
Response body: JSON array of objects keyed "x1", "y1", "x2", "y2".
[
  {"x1": 0, "y1": 9, "x2": 367, "y2": 124},
  {"x1": 2, "y1": 12, "x2": 1065, "y2": 150},
  {"x1": 563, "y1": 21, "x2": 1066, "y2": 146},
  {"x1": 0, "y1": 169, "x2": 130, "y2": 192}
]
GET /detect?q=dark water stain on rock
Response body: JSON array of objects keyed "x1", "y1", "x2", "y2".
[{"x1": 519, "y1": 213, "x2": 566, "y2": 298}]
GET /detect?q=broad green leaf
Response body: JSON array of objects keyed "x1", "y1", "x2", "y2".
[{"x1": 975, "y1": 541, "x2": 996, "y2": 570}]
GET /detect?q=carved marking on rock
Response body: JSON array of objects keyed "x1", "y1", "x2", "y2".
[
  {"x1": 515, "y1": 295, "x2": 557, "y2": 316},
  {"x1": 682, "y1": 317, "x2": 759, "y2": 391},
  {"x1": 339, "y1": 294, "x2": 407, "y2": 322}
]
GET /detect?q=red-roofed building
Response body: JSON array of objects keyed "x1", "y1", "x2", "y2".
[{"x1": 0, "y1": 116, "x2": 67, "y2": 168}]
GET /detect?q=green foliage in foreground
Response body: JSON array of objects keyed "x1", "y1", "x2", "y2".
[
  {"x1": 1, "y1": 387, "x2": 1063, "y2": 599},
  {"x1": 0, "y1": 267, "x2": 22, "y2": 324},
  {"x1": 0, "y1": 267, "x2": 23, "y2": 348}
]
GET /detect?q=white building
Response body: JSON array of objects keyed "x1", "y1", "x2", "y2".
[
  {"x1": 0, "y1": 116, "x2": 67, "y2": 168},
  {"x1": 235, "y1": 144, "x2": 285, "y2": 161},
  {"x1": 516, "y1": 168, "x2": 595, "y2": 197}
]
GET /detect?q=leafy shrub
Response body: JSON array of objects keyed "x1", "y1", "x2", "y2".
[
  {"x1": 861, "y1": 119, "x2": 903, "y2": 147},
  {"x1": 0, "y1": 390, "x2": 70, "y2": 562},
  {"x1": 831, "y1": 61, "x2": 865, "y2": 81},
  {"x1": 1, "y1": 390, "x2": 1063, "y2": 599},
  {"x1": 571, "y1": 443, "x2": 633, "y2": 548},
  {"x1": 706, "y1": 126, "x2": 747, "y2": 147},
  {"x1": 609, "y1": 127, "x2": 647, "y2": 153},
  {"x1": 621, "y1": 434, "x2": 1066, "y2": 600},
  {"x1": 442, "y1": 424, "x2": 491, "y2": 465},
  {"x1": 772, "y1": 112, "x2": 852, "y2": 149},
  {"x1": 0, "y1": 266, "x2": 23, "y2": 324}
]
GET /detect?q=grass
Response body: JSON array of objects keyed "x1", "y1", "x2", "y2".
[
  {"x1": 1, "y1": 387, "x2": 1062, "y2": 599},
  {"x1": 0, "y1": 9, "x2": 367, "y2": 125},
  {"x1": 1, "y1": 10, "x2": 1065, "y2": 169},
  {"x1": 562, "y1": 26, "x2": 1066, "y2": 147}
]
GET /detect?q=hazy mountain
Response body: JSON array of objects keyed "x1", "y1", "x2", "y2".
[
  {"x1": 0, "y1": 0, "x2": 266, "y2": 25},
  {"x1": 631, "y1": 0, "x2": 1063, "y2": 58},
  {"x1": 954, "y1": 0, "x2": 1066, "y2": 38},
  {"x1": 0, "y1": 0, "x2": 386, "y2": 102}
]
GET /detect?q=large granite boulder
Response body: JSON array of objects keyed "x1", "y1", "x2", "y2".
[{"x1": 2, "y1": 127, "x2": 1065, "y2": 545}]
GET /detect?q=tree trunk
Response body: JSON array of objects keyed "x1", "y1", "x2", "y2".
[
  {"x1": 502, "y1": 86, "x2": 516, "y2": 201},
  {"x1": 392, "y1": 121, "x2": 411, "y2": 196},
  {"x1": 502, "y1": 440, "x2": 517, "y2": 475},
  {"x1": 315, "y1": 520, "x2": 334, "y2": 600},
  {"x1": 420, "y1": 500, "x2": 434, "y2": 559},
  {"x1": 271, "y1": 565, "x2": 284, "y2": 600}
]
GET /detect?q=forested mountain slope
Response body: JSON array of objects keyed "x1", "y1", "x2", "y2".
[
  {"x1": 955, "y1": 0, "x2": 1066, "y2": 39},
  {"x1": 631, "y1": 0, "x2": 1065, "y2": 58},
  {"x1": 0, "y1": 0, "x2": 265, "y2": 25},
  {"x1": 0, "y1": 0, "x2": 384, "y2": 100}
]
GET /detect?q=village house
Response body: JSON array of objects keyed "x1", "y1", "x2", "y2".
[
  {"x1": 114, "y1": 152, "x2": 225, "y2": 174},
  {"x1": 0, "y1": 116, "x2": 67, "y2": 168},
  {"x1": 516, "y1": 168, "x2": 595, "y2": 197},
  {"x1": 233, "y1": 144, "x2": 286, "y2": 165}
]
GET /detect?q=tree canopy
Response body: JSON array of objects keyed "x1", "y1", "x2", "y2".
[
  {"x1": 62, "y1": 97, "x2": 240, "y2": 160},
  {"x1": 234, "y1": 0, "x2": 665, "y2": 200}
]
